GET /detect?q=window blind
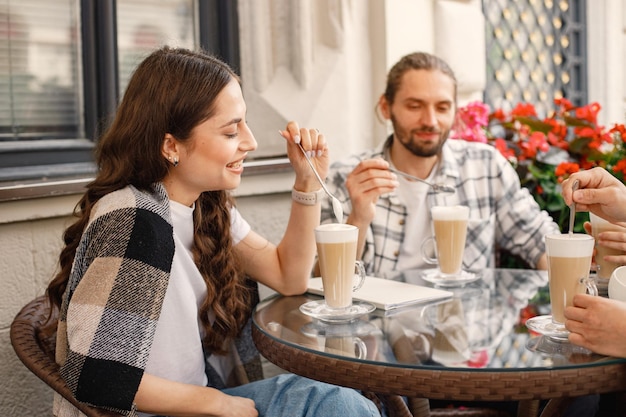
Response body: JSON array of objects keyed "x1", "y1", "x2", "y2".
[
  {"x1": 0, "y1": 0, "x2": 82, "y2": 141},
  {"x1": 117, "y1": 0, "x2": 196, "y2": 95}
]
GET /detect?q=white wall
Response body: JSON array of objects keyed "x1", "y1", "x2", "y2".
[{"x1": 587, "y1": 0, "x2": 626, "y2": 125}]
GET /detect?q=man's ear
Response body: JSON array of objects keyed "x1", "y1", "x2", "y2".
[{"x1": 378, "y1": 95, "x2": 391, "y2": 120}]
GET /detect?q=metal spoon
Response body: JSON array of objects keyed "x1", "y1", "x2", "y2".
[
  {"x1": 568, "y1": 179, "x2": 580, "y2": 236},
  {"x1": 387, "y1": 167, "x2": 456, "y2": 194},
  {"x1": 297, "y1": 143, "x2": 344, "y2": 223}
]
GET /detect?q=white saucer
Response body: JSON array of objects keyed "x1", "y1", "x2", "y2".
[
  {"x1": 299, "y1": 300, "x2": 375, "y2": 323},
  {"x1": 525, "y1": 335, "x2": 593, "y2": 356},
  {"x1": 420, "y1": 269, "x2": 481, "y2": 287},
  {"x1": 300, "y1": 320, "x2": 377, "y2": 337},
  {"x1": 525, "y1": 315, "x2": 570, "y2": 340}
]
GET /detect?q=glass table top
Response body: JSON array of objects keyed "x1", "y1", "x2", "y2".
[{"x1": 253, "y1": 268, "x2": 626, "y2": 371}]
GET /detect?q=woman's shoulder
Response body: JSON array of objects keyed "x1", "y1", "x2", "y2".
[
  {"x1": 84, "y1": 185, "x2": 175, "y2": 269},
  {"x1": 86, "y1": 184, "x2": 173, "y2": 244},
  {"x1": 92, "y1": 184, "x2": 171, "y2": 221},
  {"x1": 93, "y1": 186, "x2": 138, "y2": 215}
]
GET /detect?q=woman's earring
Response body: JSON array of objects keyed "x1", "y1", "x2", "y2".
[{"x1": 173, "y1": 157, "x2": 179, "y2": 167}]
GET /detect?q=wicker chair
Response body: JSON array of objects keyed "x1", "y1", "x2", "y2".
[
  {"x1": 11, "y1": 294, "x2": 412, "y2": 417},
  {"x1": 10, "y1": 295, "x2": 123, "y2": 417}
]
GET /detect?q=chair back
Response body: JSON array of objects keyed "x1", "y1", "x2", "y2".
[{"x1": 10, "y1": 295, "x2": 123, "y2": 417}]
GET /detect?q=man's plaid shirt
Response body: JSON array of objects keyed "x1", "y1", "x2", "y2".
[{"x1": 322, "y1": 136, "x2": 560, "y2": 275}]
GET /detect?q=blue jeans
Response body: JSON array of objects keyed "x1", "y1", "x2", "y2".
[{"x1": 222, "y1": 374, "x2": 380, "y2": 417}]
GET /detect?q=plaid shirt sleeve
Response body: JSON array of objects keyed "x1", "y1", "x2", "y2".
[
  {"x1": 323, "y1": 148, "x2": 387, "y2": 273},
  {"x1": 441, "y1": 141, "x2": 560, "y2": 269}
]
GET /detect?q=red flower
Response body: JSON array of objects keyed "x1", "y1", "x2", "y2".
[
  {"x1": 451, "y1": 101, "x2": 490, "y2": 143},
  {"x1": 547, "y1": 131, "x2": 569, "y2": 150},
  {"x1": 518, "y1": 131, "x2": 549, "y2": 160},
  {"x1": 610, "y1": 124, "x2": 626, "y2": 141},
  {"x1": 511, "y1": 102, "x2": 537, "y2": 118},
  {"x1": 575, "y1": 102, "x2": 601, "y2": 125},
  {"x1": 554, "y1": 97, "x2": 574, "y2": 112},
  {"x1": 555, "y1": 162, "x2": 580, "y2": 180},
  {"x1": 492, "y1": 108, "x2": 507, "y2": 122},
  {"x1": 579, "y1": 155, "x2": 595, "y2": 170},
  {"x1": 613, "y1": 159, "x2": 626, "y2": 177},
  {"x1": 544, "y1": 118, "x2": 567, "y2": 138},
  {"x1": 494, "y1": 138, "x2": 516, "y2": 161},
  {"x1": 453, "y1": 99, "x2": 625, "y2": 235}
]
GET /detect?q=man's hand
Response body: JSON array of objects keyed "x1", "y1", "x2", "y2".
[{"x1": 345, "y1": 158, "x2": 398, "y2": 227}]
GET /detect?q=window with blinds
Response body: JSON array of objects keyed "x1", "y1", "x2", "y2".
[
  {"x1": 117, "y1": 0, "x2": 196, "y2": 96},
  {"x1": 0, "y1": 0, "x2": 82, "y2": 141},
  {"x1": 0, "y1": 0, "x2": 207, "y2": 189}
]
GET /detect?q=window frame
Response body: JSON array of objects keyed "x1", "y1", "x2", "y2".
[{"x1": 0, "y1": 0, "x2": 291, "y2": 202}]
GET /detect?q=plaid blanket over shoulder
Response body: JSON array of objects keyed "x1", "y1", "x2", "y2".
[
  {"x1": 53, "y1": 184, "x2": 262, "y2": 417},
  {"x1": 55, "y1": 184, "x2": 174, "y2": 416}
]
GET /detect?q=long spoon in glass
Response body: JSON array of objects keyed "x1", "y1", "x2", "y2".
[
  {"x1": 297, "y1": 142, "x2": 344, "y2": 223},
  {"x1": 568, "y1": 179, "x2": 580, "y2": 236}
]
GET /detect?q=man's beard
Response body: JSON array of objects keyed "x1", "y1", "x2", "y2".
[{"x1": 390, "y1": 114, "x2": 449, "y2": 158}]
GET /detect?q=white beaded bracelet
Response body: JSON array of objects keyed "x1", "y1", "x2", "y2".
[{"x1": 291, "y1": 188, "x2": 325, "y2": 205}]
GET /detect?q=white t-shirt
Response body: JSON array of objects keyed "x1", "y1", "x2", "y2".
[
  {"x1": 394, "y1": 166, "x2": 438, "y2": 272},
  {"x1": 139, "y1": 201, "x2": 251, "y2": 417}
]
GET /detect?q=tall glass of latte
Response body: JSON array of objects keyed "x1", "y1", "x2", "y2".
[
  {"x1": 422, "y1": 205, "x2": 469, "y2": 276},
  {"x1": 589, "y1": 212, "x2": 626, "y2": 279},
  {"x1": 315, "y1": 224, "x2": 366, "y2": 311},
  {"x1": 545, "y1": 233, "x2": 597, "y2": 324}
]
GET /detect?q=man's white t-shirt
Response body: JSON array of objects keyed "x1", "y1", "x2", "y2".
[{"x1": 394, "y1": 166, "x2": 438, "y2": 272}]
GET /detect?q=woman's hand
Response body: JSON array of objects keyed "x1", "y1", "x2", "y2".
[
  {"x1": 562, "y1": 167, "x2": 626, "y2": 224},
  {"x1": 279, "y1": 121, "x2": 329, "y2": 193},
  {"x1": 135, "y1": 373, "x2": 258, "y2": 417},
  {"x1": 564, "y1": 294, "x2": 626, "y2": 358}
]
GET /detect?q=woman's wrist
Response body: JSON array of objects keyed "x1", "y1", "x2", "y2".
[{"x1": 292, "y1": 187, "x2": 325, "y2": 205}]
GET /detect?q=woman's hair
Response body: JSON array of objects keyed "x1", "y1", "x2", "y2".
[
  {"x1": 383, "y1": 52, "x2": 458, "y2": 105},
  {"x1": 46, "y1": 47, "x2": 252, "y2": 353}
]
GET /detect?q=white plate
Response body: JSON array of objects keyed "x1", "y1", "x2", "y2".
[
  {"x1": 525, "y1": 315, "x2": 570, "y2": 340},
  {"x1": 525, "y1": 335, "x2": 593, "y2": 356},
  {"x1": 420, "y1": 269, "x2": 481, "y2": 287},
  {"x1": 307, "y1": 276, "x2": 453, "y2": 310},
  {"x1": 299, "y1": 300, "x2": 375, "y2": 323},
  {"x1": 300, "y1": 320, "x2": 377, "y2": 338}
]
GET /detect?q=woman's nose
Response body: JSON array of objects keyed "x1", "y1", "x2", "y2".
[{"x1": 241, "y1": 124, "x2": 257, "y2": 151}]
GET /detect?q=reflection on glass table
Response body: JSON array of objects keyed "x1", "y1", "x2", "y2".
[
  {"x1": 253, "y1": 268, "x2": 626, "y2": 416},
  {"x1": 256, "y1": 268, "x2": 620, "y2": 369}
]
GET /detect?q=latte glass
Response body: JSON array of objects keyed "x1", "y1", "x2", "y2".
[
  {"x1": 589, "y1": 212, "x2": 626, "y2": 279},
  {"x1": 315, "y1": 224, "x2": 366, "y2": 311},
  {"x1": 422, "y1": 205, "x2": 469, "y2": 276},
  {"x1": 545, "y1": 233, "x2": 596, "y2": 324}
]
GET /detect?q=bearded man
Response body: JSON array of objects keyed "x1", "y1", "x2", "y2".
[{"x1": 322, "y1": 52, "x2": 559, "y2": 276}]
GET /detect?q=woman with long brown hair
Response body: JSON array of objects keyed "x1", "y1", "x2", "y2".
[{"x1": 47, "y1": 46, "x2": 379, "y2": 417}]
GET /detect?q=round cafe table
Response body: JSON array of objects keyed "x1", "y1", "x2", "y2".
[{"x1": 251, "y1": 268, "x2": 626, "y2": 417}]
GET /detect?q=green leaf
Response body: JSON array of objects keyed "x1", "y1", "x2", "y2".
[
  {"x1": 527, "y1": 163, "x2": 555, "y2": 180},
  {"x1": 513, "y1": 116, "x2": 553, "y2": 134},
  {"x1": 563, "y1": 115, "x2": 594, "y2": 128}
]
